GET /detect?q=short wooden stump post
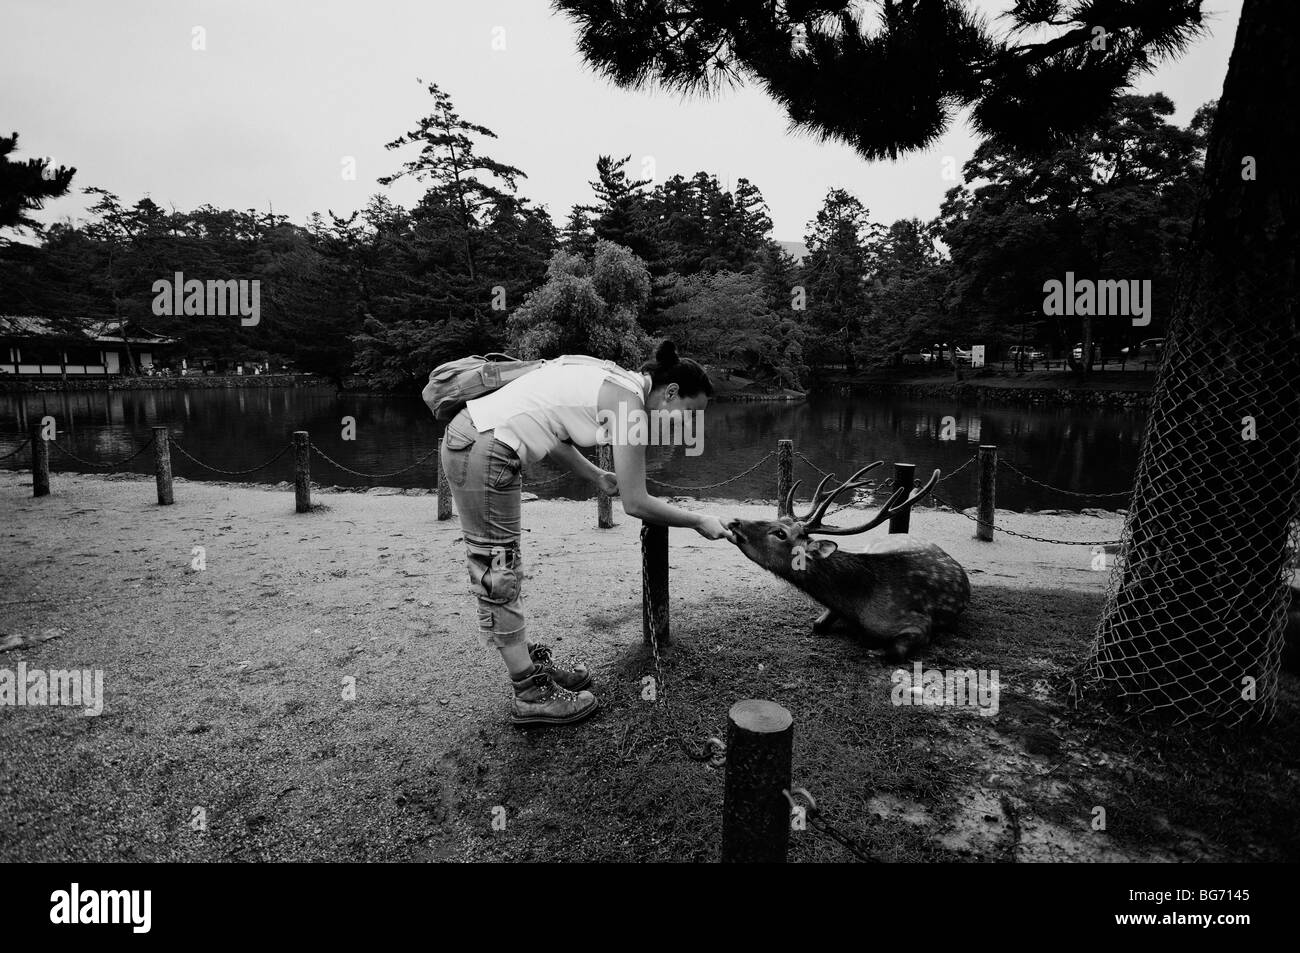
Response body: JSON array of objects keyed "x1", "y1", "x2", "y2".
[
  {"x1": 596, "y1": 444, "x2": 614, "y2": 528},
  {"x1": 31, "y1": 423, "x2": 49, "y2": 498},
  {"x1": 776, "y1": 439, "x2": 793, "y2": 517},
  {"x1": 436, "y1": 439, "x2": 453, "y2": 521},
  {"x1": 641, "y1": 521, "x2": 669, "y2": 647},
  {"x1": 889, "y1": 462, "x2": 915, "y2": 534},
  {"x1": 293, "y1": 431, "x2": 311, "y2": 513},
  {"x1": 975, "y1": 445, "x2": 997, "y2": 542},
  {"x1": 720, "y1": 699, "x2": 794, "y2": 863},
  {"x1": 152, "y1": 426, "x2": 174, "y2": 505}
]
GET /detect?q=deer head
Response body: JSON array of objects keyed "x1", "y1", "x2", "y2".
[{"x1": 727, "y1": 461, "x2": 941, "y2": 577}]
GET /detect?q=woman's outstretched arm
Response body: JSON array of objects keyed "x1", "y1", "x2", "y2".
[
  {"x1": 601, "y1": 383, "x2": 734, "y2": 541},
  {"x1": 546, "y1": 441, "x2": 605, "y2": 485}
]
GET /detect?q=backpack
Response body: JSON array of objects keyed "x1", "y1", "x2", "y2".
[{"x1": 422, "y1": 353, "x2": 545, "y2": 422}]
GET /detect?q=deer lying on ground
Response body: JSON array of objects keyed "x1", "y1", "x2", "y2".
[{"x1": 727, "y1": 461, "x2": 970, "y2": 661}]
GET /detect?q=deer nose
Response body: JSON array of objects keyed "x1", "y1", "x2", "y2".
[{"x1": 726, "y1": 519, "x2": 745, "y2": 543}]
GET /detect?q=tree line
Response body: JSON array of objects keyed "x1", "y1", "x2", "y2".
[{"x1": 1, "y1": 84, "x2": 1209, "y2": 390}]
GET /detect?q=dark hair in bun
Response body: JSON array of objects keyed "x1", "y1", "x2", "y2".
[{"x1": 641, "y1": 339, "x2": 714, "y2": 398}]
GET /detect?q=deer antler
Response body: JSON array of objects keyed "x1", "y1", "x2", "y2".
[
  {"x1": 808, "y1": 467, "x2": 942, "y2": 536},
  {"x1": 787, "y1": 461, "x2": 885, "y2": 529}
]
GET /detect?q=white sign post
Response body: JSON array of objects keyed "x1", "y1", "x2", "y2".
[{"x1": 971, "y1": 345, "x2": 985, "y2": 368}]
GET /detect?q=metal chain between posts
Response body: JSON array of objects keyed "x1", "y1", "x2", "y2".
[
  {"x1": 793, "y1": 452, "x2": 977, "y2": 521},
  {"x1": 998, "y1": 458, "x2": 1131, "y2": 499},
  {"x1": 0, "y1": 436, "x2": 31, "y2": 461},
  {"x1": 644, "y1": 629, "x2": 727, "y2": 767},
  {"x1": 794, "y1": 451, "x2": 830, "y2": 476},
  {"x1": 937, "y1": 452, "x2": 978, "y2": 483},
  {"x1": 309, "y1": 441, "x2": 439, "y2": 480},
  {"x1": 644, "y1": 451, "x2": 775, "y2": 491},
  {"x1": 50, "y1": 435, "x2": 156, "y2": 470},
  {"x1": 784, "y1": 787, "x2": 880, "y2": 862},
  {"x1": 637, "y1": 533, "x2": 726, "y2": 767},
  {"x1": 170, "y1": 437, "x2": 292, "y2": 476},
  {"x1": 930, "y1": 491, "x2": 1120, "y2": 546}
]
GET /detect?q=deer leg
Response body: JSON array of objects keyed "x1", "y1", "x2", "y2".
[{"x1": 812, "y1": 608, "x2": 840, "y2": 634}]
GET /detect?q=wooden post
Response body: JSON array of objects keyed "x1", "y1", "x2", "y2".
[
  {"x1": 889, "y1": 462, "x2": 915, "y2": 534},
  {"x1": 152, "y1": 426, "x2": 173, "y2": 505},
  {"x1": 641, "y1": 521, "x2": 669, "y2": 647},
  {"x1": 436, "y1": 438, "x2": 452, "y2": 521},
  {"x1": 31, "y1": 423, "x2": 49, "y2": 498},
  {"x1": 720, "y1": 699, "x2": 794, "y2": 863},
  {"x1": 976, "y1": 444, "x2": 997, "y2": 542},
  {"x1": 596, "y1": 444, "x2": 614, "y2": 528},
  {"x1": 293, "y1": 431, "x2": 311, "y2": 513},
  {"x1": 776, "y1": 439, "x2": 793, "y2": 517}
]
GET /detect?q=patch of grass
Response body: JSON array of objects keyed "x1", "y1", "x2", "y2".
[{"x1": 444, "y1": 585, "x2": 1300, "y2": 862}]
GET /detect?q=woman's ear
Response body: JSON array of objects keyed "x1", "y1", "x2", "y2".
[{"x1": 665, "y1": 382, "x2": 680, "y2": 402}]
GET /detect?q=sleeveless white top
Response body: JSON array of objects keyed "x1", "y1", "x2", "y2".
[{"x1": 465, "y1": 356, "x2": 649, "y2": 466}]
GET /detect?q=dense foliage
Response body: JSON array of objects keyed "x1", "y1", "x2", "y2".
[{"x1": 1, "y1": 84, "x2": 1207, "y2": 389}]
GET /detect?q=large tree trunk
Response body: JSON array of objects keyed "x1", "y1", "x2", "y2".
[{"x1": 1089, "y1": 0, "x2": 1300, "y2": 725}]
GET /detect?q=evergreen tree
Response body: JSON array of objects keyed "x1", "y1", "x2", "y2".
[
  {"x1": 800, "y1": 188, "x2": 880, "y2": 370},
  {"x1": 0, "y1": 131, "x2": 75, "y2": 240}
]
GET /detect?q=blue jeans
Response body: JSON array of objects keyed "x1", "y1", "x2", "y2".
[{"x1": 439, "y1": 408, "x2": 526, "y2": 650}]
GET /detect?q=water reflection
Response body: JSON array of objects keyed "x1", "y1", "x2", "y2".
[{"x1": 0, "y1": 387, "x2": 1146, "y2": 511}]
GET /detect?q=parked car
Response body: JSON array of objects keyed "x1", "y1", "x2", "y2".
[
  {"x1": 1007, "y1": 345, "x2": 1045, "y2": 362},
  {"x1": 1121, "y1": 337, "x2": 1166, "y2": 360},
  {"x1": 1071, "y1": 342, "x2": 1102, "y2": 361},
  {"x1": 954, "y1": 347, "x2": 973, "y2": 365}
]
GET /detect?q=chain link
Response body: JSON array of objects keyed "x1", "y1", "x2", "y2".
[
  {"x1": 645, "y1": 451, "x2": 774, "y2": 491},
  {"x1": 50, "y1": 435, "x2": 156, "y2": 470},
  {"x1": 998, "y1": 458, "x2": 1131, "y2": 499},
  {"x1": 170, "y1": 437, "x2": 292, "y2": 476},
  {"x1": 309, "y1": 441, "x2": 439, "y2": 480},
  {"x1": 794, "y1": 451, "x2": 830, "y2": 475},
  {"x1": 0, "y1": 436, "x2": 31, "y2": 461},
  {"x1": 785, "y1": 787, "x2": 880, "y2": 862},
  {"x1": 930, "y1": 491, "x2": 1120, "y2": 546},
  {"x1": 807, "y1": 809, "x2": 880, "y2": 862},
  {"x1": 640, "y1": 538, "x2": 727, "y2": 767},
  {"x1": 936, "y1": 452, "x2": 978, "y2": 483}
]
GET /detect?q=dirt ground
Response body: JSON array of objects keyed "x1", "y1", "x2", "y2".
[{"x1": 1, "y1": 470, "x2": 1297, "y2": 862}]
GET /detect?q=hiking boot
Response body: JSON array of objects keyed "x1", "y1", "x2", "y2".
[
  {"x1": 528, "y1": 641, "x2": 592, "y2": 692},
  {"x1": 511, "y1": 668, "x2": 599, "y2": 726}
]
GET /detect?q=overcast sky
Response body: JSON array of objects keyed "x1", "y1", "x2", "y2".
[{"x1": 2, "y1": 0, "x2": 1242, "y2": 243}]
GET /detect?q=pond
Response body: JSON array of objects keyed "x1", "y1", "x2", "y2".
[{"x1": 0, "y1": 386, "x2": 1146, "y2": 512}]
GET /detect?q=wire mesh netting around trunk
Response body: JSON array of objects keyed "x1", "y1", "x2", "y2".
[
  {"x1": 1085, "y1": 0, "x2": 1300, "y2": 728},
  {"x1": 1085, "y1": 299, "x2": 1299, "y2": 726}
]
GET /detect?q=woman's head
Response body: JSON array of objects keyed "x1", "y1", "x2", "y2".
[{"x1": 641, "y1": 340, "x2": 713, "y2": 412}]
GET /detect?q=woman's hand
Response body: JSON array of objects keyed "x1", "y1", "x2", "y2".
[
  {"x1": 596, "y1": 470, "x2": 619, "y2": 496},
  {"x1": 694, "y1": 515, "x2": 736, "y2": 542}
]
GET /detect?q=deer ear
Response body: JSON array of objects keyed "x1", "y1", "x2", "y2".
[{"x1": 806, "y1": 539, "x2": 838, "y2": 559}]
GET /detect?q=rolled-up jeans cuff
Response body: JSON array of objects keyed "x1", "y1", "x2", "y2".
[{"x1": 478, "y1": 625, "x2": 528, "y2": 651}]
